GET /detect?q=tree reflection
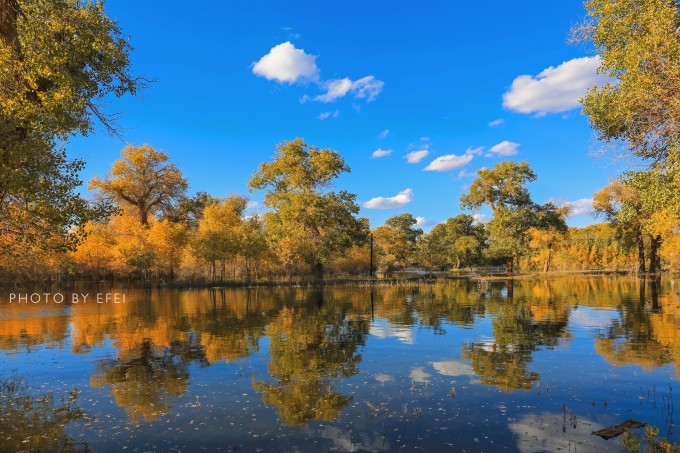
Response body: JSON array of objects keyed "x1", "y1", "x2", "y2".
[
  {"x1": 462, "y1": 282, "x2": 569, "y2": 391},
  {"x1": 91, "y1": 338, "x2": 203, "y2": 423},
  {"x1": 594, "y1": 279, "x2": 680, "y2": 373},
  {"x1": 253, "y1": 300, "x2": 369, "y2": 425},
  {"x1": 0, "y1": 374, "x2": 84, "y2": 453}
]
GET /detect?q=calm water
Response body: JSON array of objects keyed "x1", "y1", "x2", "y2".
[{"x1": 0, "y1": 277, "x2": 679, "y2": 452}]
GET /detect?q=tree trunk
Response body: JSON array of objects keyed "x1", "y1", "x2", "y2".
[
  {"x1": 505, "y1": 257, "x2": 514, "y2": 274},
  {"x1": 313, "y1": 260, "x2": 324, "y2": 285},
  {"x1": 140, "y1": 208, "x2": 149, "y2": 227},
  {"x1": 649, "y1": 235, "x2": 662, "y2": 274},
  {"x1": 637, "y1": 234, "x2": 646, "y2": 274},
  {"x1": 455, "y1": 257, "x2": 461, "y2": 270},
  {"x1": 650, "y1": 277, "x2": 660, "y2": 310},
  {"x1": 0, "y1": 0, "x2": 21, "y2": 54},
  {"x1": 506, "y1": 279, "x2": 514, "y2": 300}
]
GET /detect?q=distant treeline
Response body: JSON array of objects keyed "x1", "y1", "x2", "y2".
[{"x1": 1, "y1": 141, "x2": 678, "y2": 284}]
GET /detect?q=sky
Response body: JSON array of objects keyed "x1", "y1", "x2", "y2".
[{"x1": 67, "y1": 0, "x2": 626, "y2": 230}]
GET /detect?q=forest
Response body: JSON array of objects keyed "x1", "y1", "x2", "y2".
[{"x1": 0, "y1": 0, "x2": 679, "y2": 284}]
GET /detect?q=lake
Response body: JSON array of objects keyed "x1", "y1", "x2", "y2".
[{"x1": 0, "y1": 277, "x2": 679, "y2": 452}]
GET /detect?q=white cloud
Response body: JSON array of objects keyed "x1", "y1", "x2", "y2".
[
  {"x1": 351, "y1": 76, "x2": 384, "y2": 101},
  {"x1": 458, "y1": 169, "x2": 475, "y2": 178},
  {"x1": 562, "y1": 198, "x2": 594, "y2": 217},
  {"x1": 488, "y1": 140, "x2": 520, "y2": 157},
  {"x1": 410, "y1": 367, "x2": 431, "y2": 384},
  {"x1": 488, "y1": 119, "x2": 505, "y2": 127},
  {"x1": 509, "y1": 412, "x2": 611, "y2": 453},
  {"x1": 374, "y1": 373, "x2": 394, "y2": 384},
  {"x1": 430, "y1": 360, "x2": 475, "y2": 377},
  {"x1": 466, "y1": 146, "x2": 484, "y2": 156},
  {"x1": 472, "y1": 213, "x2": 488, "y2": 224},
  {"x1": 253, "y1": 42, "x2": 384, "y2": 105},
  {"x1": 424, "y1": 154, "x2": 474, "y2": 172},
  {"x1": 252, "y1": 41, "x2": 319, "y2": 84},
  {"x1": 246, "y1": 201, "x2": 259, "y2": 209},
  {"x1": 371, "y1": 148, "x2": 392, "y2": 158},
  {"x1": 314, "y1": 76, "x2": 384, "y2": 103},
  {"x1": 378, "y1": 129, "x2": 390, "y2": 139},
  {"x1": 503, "y1": 56, "x2": 612, "y2": 116},
  {"x1": 405, "y1": 150, "x2": 429, "y2": 163},
  {"x1": 415, "y1": 216, "x2": 437, "y2": 227},
  {"x1": 314, "y1": 78, "x2": 353, "y2": 102},
  {"x1": 363, "y1": 188, "x2": 413, "y2": 209},
  {"x1": 318, "y1": 110, "x2": 339, "y2": 120},
  {"x1": 369, "y1": 319, "x2": 415, "y2": 343}
]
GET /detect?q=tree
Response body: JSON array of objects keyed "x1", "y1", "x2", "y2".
[
  {"x1": 90, "y1": 144, "x2": 188, "y2": 227},
  {"x1": 1, "y1": 0, "x2": 144, "y2": 259},
  {"x1": 415, "y1": 215, "x2": 486, "y2": 271},
  {"x1": 593, "y1": 167, "x2": 678, "y2": 274},
  {"x1": 191, "y1": 195, "x2": 247, "y2": 282},
  {"x1": 373, "y1": 213, "x2": 423, "y2": 273},
  {"x1": 416, "y1": 224, "x2": 450, "y2": 271},
  {"x1": 444, "y1": 214, "x2": 486, "y2": 269},
  {"x1": 238, "y1": 215, "x2": 269, "y2": 284},
  {"x1": 248, "y1": 138, "x2": 366, "y2": 282},
  {"x1": 594, "y1": 179, "x2": 648, "y2": 273},
  {"x1": 461, "y1": 161, "x2": 566, "y2": 273},
  {"x1": 460, "y1": 161, "x2": 536, "y2": 212},
  {"x1": 576, "y1": 0, "x2": 680, "y2": 163}
]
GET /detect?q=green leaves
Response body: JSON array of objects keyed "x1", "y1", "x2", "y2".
[
  {"x1": 249, "y1": 139, "x2": 364, "y2": 279},
  {"x1": 580, "y1": 0, "x2": 680, "y2": 162},
  {"x1": 460, "y1": 161, "x2": 536, "y2": 212}
]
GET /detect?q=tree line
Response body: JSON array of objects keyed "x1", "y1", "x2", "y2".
[
  {"x1": 0, "y1": 0, "x2": 678, "y2": 283},
  {"x1": 1, "y1": 139, "x2": 677, "y2": 284}
]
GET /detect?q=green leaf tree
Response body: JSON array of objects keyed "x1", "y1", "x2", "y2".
[
  {"x1": 373, "y1": 213, "x2": 423, "y2": 273},
  {"x1": 576, "y1": 0, "x2": 680, "y2": 163},
  {"x1": 248, "y1": 138, "x2": 366, "y2": 283},
  {"x1": 461, "y1": 161, "x2": 566, "y2": 273},
  {"x1": 0, "y1": 0, "x2": 144, "y2": 261}
]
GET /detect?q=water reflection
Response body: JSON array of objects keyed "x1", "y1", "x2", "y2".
[{"x1": 0, "y1": 277, "x2": 679, "y2": 450}]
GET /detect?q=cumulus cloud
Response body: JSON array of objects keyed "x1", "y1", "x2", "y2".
[
  {"x1": 351, "y1": 76, "x2": 384, "y2": 101},
  {"x1": 252, "y1": 42, "x2": 319, "y2": 83},
  {"x1": 430, "y1": 360, "x2": 475, "y2": 377},
  {"x1": 503, "y1": 56, "x2": 613, "y2": 116},
  {"x1": 509, "y1": 412, "x2": 611, "y2": 453},
  {"x1": 562, "y1": 198, "x2": 594, "y2": 217},
  {"x1": 488, "y1": 140, "x2": 520, "y2": 157},
  {"x1": 369, "y1": 319, "x2": 415, "y2": 343},
  {"x1": 318, "y1": 110, "x2": 339, "y2": 120},
  {"x1": 253, "y1": 42, "x2": 384, "y2": 104},
  {"x1": 378, "y1": 129, "x2": 390, "y2": 139},
  {"x1": 466, "y1": 146, "x2": 484, "y2": 156},
  {"x1": 315, "y1": 76, "x2": 384, "y2": 102},
  {"x1": 424, "y1": 154, "x2": 474, "y2": 172},
  {"x1": 314, "y1": 78, "x2": 353, "y2": 102},
  {"x1": 472, "y1": 213, "x2": 488, "y2": 224},
  {"x1": 363, "y1": 188, "x2": 413, "y2": 209},
  {"x1": 410, "y1": 367, "x2": 431, "y2": 384},
  {"x1": 415, "y1": 216, "x2": 437, "y2": 227},
  {"x1": 405, "y1": 150, "x2": 429, "y2": 163},
  {"x1": 372, "y1": 148, "x2": 392, "y2": 158},
  {"x1": 488, "y1": 119, "x2": 505, "y2": 127}
]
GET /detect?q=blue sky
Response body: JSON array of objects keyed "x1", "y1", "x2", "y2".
[{"x1": 67, "y1": 0, "x2": 624, "y2": 230}]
